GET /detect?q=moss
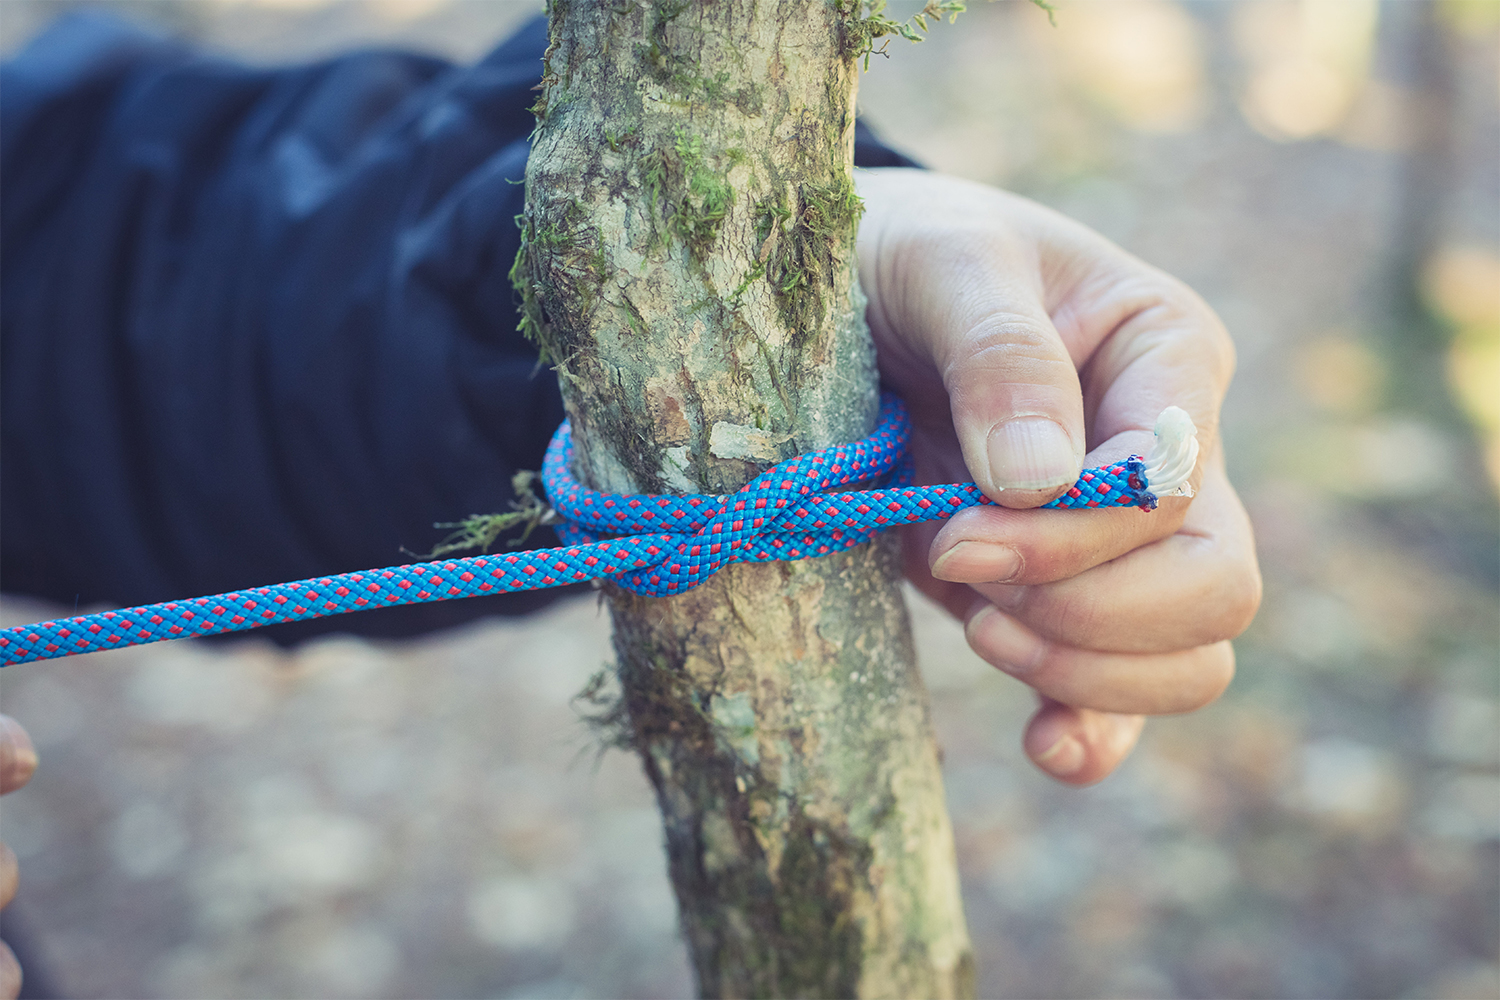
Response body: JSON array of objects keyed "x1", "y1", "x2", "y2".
[
  {"x1": 673, "y1": 131, "x2": 734, "y2": 250},
  {"x1": 509, "y1": 220, "x2": 555, "y2": 362},
  {"x1": 641, "y1": 129, "x2": 735, "y2": 258},
  {"x1": 530, "y1": 3, "x2": 565, "y2": 127},
  {"x1": 837, "y1": 0, "x2": 965, "y2": 67},
  {"x1": 615, "y1": 644, "x2": 719, "y2": 757},
  {"x1": 633, "y1": 0, "x2": 761, "y2": 110},
  {"x1": 835, "y1": 0, "x2": 1060, "y2": 68},
  {"x1": 732, "y1": 82, "x2": 765, "y2": 117},
  {"x1": 510, "y1": 200, "x2": 610, "y2": 365},
  {"x1": 615, "y1": 295, "x2": 648, "y2": 338},
  {"x1": 679, "y1": 178, "x2": 734, "y2": 251},
  {"x1": 574, "y1": 664, "x2": 636, "y2": 755},
  {"x1": 603, "y1": 124, "x2": 638, "y2": 152},
  {"x1": 635, "y1": 0, "x2": 691, "y2": 89},
  {"x1": 418, "y1": 471, "x2": 552, "y2": 558},
  {"x1": 697, "y1": 68, "x2": 732, "y2": 103},
  {"x1": 755, "y1": 173, "x2": 865, "y2": 346},
  {"x1": 728, "y1": 260, "x2": 766, "y2": 305},
  {"x1": 595, "y1": 399, "x2": 670, "y2": 494},
  {"x1": 772, "y1": 811, "x2": 868, "y2": 997}
]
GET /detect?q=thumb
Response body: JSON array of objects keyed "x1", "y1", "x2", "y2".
[
  {"x1": 943, "y1": 290, "x2": 1085, "y2": 506},
  {"x1": 856, "y1": 170, "x2": 1085, "y2": 506}
]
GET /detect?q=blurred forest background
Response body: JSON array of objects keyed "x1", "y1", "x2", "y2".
[{"x1": 0, "y1": 1, "x2": 1495, "y2": 998}]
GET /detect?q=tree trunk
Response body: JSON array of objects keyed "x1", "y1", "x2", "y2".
[{"x1": 514, "y1": 2, "x2": 973, "y2": 996}]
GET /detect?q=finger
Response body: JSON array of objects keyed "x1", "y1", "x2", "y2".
[
  {"x1": 0, "y1": 719, "x2": 36, "y2": 795},
  {"x1": 965, "y1": 603, "x2": 1237, "y2": 715},
  {"x1": 1024, "y1": 698, "x2": 1145, "y2": 786},
  {"x1": 901, "y1": 520, "x2": 975, "y2": 620},
  {"x1": 970, "y1": 457, "x2": 1262, "y2": 653},
  {"x1": 860, "y1": 175, "x2": 1086, "y2": 505},
  {"x1": 929, "y1": 497, "x2": 1190, "y2": 587},
  {"x1": 0, "y1": 844, "x2": 14, "y2": 911},
  {"x1": 0, "y1": 939, "x2": 17, "y2": 1000}
]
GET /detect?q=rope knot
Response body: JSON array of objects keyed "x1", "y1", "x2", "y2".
[{"x1": 542, "y1": 397, "x2": 913, "y2": 596}]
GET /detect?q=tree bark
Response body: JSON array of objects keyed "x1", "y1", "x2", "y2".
[{"x1": 514, "y1": 3, "x2": 973, "y2": 996}]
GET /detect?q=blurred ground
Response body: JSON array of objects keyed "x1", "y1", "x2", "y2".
[{"x1": 0, "y1": 1, "x2": 1496, "y2": 998}]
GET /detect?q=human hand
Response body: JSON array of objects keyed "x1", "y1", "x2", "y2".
[
  {"x1": 855, "y1": 168, "x2": 1262, "y2": 786},
  {"x1": 0, "y1": 715, "x2": 36, "y2": 999}
]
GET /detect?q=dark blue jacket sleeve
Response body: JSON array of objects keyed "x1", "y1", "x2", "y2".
[{"x1": 0, "y1": 13, "x2": 917, "y2": 642}]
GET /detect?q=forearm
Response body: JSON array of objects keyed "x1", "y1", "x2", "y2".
[{"x1": 0, "y1": 14, "x2": 561, "y2": 638}]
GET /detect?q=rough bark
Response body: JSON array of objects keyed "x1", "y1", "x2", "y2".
[{"x1": 514, "y1": 3, "x2": 973, "y2": 996}]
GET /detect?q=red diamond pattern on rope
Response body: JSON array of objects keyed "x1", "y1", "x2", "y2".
[{"x1": 0, "y1": 395, "x2": 1155, "y2": 666}]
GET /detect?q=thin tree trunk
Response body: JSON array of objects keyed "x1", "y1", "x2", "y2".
[{"x1": 514, "y1": 3, "x2": 973, "y2": 995}]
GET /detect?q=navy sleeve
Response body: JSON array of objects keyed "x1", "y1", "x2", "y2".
[{"x1": 0, "y1": 13, "x2": 918, "y2": 643}]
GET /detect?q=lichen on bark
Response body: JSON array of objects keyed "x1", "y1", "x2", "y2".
[{"x1": 515, "y1": 2, "x2": 973, "y2": 996}]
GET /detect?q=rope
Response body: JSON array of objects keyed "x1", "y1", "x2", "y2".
[{"x1": 0, "y1": 395, "x2": 1193, "y2": 666}]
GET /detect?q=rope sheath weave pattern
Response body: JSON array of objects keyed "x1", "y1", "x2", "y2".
[{"x1": 0, "y1": 395, "x2": 1162, "y2": 666}]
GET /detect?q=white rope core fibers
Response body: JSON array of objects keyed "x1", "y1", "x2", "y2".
[{"x1": 1144, "y1": 406, "x2": 1199, "y2": 498}]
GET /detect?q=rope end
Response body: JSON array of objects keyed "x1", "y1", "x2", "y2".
[{"x1": 1144, "y1": 406, "x2": 1200, "y2": 498}]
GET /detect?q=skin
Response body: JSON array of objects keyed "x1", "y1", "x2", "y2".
[
  {"x1": 857, "y1": 168, "x2": 1263, "y2": 786},
  {"x1": 0, "y1": 714, "x2": 36, "y2": 1000}
]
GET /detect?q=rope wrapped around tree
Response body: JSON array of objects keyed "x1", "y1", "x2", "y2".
[{"x1": 0, "y1": 397, "x2": 1197, "y2": 666}]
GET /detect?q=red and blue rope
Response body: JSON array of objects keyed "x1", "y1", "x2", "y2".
[{"x1": 0, "y1": 395, "x2": 1157, "y2": 666}]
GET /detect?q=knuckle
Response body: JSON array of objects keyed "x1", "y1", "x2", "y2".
[
  {"x1": 951, "y1": 320, "x2": 1069, "y2": 377},
  {"x1": 1182, "y1": 642, "x2": 1237, "y2": 711},
  {"x1": 1207, "y1": 561, "x2": 1264, "y2": 642},
  {"x1": 1121, "y1": 275, "x2": 1237, "y2": 396},
  {"x1": 1033, "y1": 590, "x2": 1105, "y2": 648},
  {"x1": 1015, "y1": 532, "x2": 1118, "y2": 587},
  {"x1": 1228, "y1": 565, "x2": 1264, "y2": 636},
  {"x1": 931, "y1": 225, "x2": 1024, "y2": 268},
  {"x1": 1169, "y1": 278, "x2": 1237, "y2": 378},
  {"x1": 1012, "y1": 548, "x2": 1073, "y2": 586},
  {"x1": 0, "y1": 719, "x2": 36, "y2": 794}
]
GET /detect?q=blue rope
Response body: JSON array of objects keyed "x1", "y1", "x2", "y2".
[{"x1": 0, "y1": 395, "x2": 1157, "y2": 666}]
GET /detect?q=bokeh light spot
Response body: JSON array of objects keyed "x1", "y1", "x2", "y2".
[{"x1": 1048, "y1": 0, "x2": 1209, "y2": 133}]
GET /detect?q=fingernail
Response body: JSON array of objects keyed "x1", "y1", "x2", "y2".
[
  {"x1": 932, "y1": 541, "x2": 1023, "y2": 584},
  {"x1": 964, "y1": 605, "x2": 1043, "y2": 677},
  {"x1": 1034, "y1": 734, "x2": 1086, "y2": 778},
  {"x1": 986, "y1": 418, "x2": 1079, "y2": 491}
]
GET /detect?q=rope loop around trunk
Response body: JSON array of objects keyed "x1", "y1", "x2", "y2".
[{"x1": 0, "y1": 395, "x2": 1192, "y2": 666}]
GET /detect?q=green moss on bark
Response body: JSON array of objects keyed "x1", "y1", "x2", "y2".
[
  {"x1": 642, "y1": 129, "x2": 736, "y2": 257},
  {"x1": 756, "y1": 175, "x2": 865, "y2": 345},
  {"x1": 510, "y1": 207, "x2": 606, "y2": 366}
]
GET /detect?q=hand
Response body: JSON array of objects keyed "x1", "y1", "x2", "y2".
[
  {"x1": 856, "y1": 168, "x2": 1262, "y2": 786},
  {"x1": 0, "y1": 715, "x2": 37, "y2": 1000}
]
